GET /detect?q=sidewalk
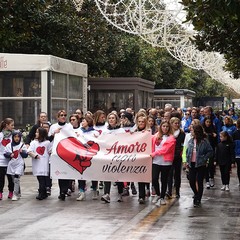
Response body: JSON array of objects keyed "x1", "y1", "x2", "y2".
[{"x1": 24, "y1": 157, "x2": 32, "y2": 175}]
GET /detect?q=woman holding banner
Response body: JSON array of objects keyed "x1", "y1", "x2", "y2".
[
  {"x1": 76, "y1": 115, "x2": 100, "y2": 201},
  {"x1": 48, "y1": 110, "x2": 73, "y2": 201},
  {"x1": 93, "y1": 110, "x2": 107, "y2": 190},
  {"x1": 150, "y1": 120, "x2": 176, "y2": 207},
  {"x1": 101, "y1": 112, "x2": 125, "y2": 203},
  {"x1": 134, "y1": 111, "x2": 151, "y2": 204}
]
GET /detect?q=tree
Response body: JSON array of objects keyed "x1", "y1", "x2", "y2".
[
  {"x1": 0, "y1": 0, "x2": 229, "y2": 98},
  {"x1": 181, "y1": 0, "x2": 240, "y2": 78}
]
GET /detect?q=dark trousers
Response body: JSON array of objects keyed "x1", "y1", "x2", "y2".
[
  {"x1": 167, "y1": 157, "x2": 182, "y2": 195},
  {"x1": 78, "y1": 180, "x2": 98, "y2": 191},
  {"x1": 152, "y1": 164, "x2": 172, "y2": 199},
  {"x1": 0, "y1": 166, "x2": 14, "y2": 193},
  {"x1": 235, "y1": 158, "x2": 240, "y2": 184},
  {"x1": 205, "y1": 157, "x2": 216, "y2": 181},
  {"x1": 37, "y1": 176, "x2": 47, "y2": 194},
  {"x1": 78, "y1": 180, "x2": 86, "y2": 191},
  {"x1": 189, "y1": 163, "x2": 206, "y2": 203},
  {"x1": 219, "y1": 164, "x2": 231, "y2": 185},
  {"x1": 138, "y1": 182, "x2": 147, "y2": 199},
  {"x1": 104, "y1": 181, "x2": 124, "y2": 195},
  {"x1": 58, "y1": 179, "x2": 70, "y2": 195},
  {"x1": 46, "y1": 164, "x2": 52, "y2": 189}
]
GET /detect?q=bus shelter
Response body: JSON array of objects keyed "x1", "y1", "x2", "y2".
[{"x1": 0, "y1": 53, "x2": 87, "y2": 128}]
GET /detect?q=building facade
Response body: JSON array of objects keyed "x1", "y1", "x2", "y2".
[
  {"x1": 0, "y1": 53, "x2": 87, "y2": 128},
  {"x1": 153, "y1": 89, "x2": 196, "y2": 109},
  {"x1": 88, "y1": 77, "x2": 155, "y2": 113}
]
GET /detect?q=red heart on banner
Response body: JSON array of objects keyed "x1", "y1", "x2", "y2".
[
  {"x1": 2, "y1": 139, "x2": 10, "y2": 147},
  {"x1": 56, "y1": 137, "x2": 100, "y2": 174},
  {"x1": 12, "y1": 150, "x2": 19, "y2": 159},
  {"x1": 36, "y1": 146, "x2": 45, "y2": 155}
]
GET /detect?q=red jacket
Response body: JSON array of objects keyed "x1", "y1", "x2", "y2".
[{"x1": 151, "y1": 133, "x2": 176, "y2": 162}]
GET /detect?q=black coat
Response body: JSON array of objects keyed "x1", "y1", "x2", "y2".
[{"x1": 215, "y1": 140, "x2": 235, "y2": 165}]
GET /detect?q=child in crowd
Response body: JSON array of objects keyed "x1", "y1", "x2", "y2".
[
  {"x1": 215, "y1": 131, "x2": 235, "y2": 191},
  {"x1": 41, "y1": 122, "x2": 53, "y2": 196},
  {"x1": 28, "y1": 127, "x2": 52, "y2": 200},
  {"x1": 4, "y1": 130, "x2": 28, "y2": 201},
  {"x1": 0, "y1": 118, "x2": 15, "y2": 200}
]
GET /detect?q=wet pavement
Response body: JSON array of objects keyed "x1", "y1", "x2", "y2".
[{"x1": 0, "y1": 163, "x2": 240, "y2": 240}]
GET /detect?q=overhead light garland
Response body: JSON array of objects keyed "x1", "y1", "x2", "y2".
[{"x1": 71, "y1": 0, "x2": 240, "y2": 93}]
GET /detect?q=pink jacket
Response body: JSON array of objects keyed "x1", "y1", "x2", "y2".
[{"x1": 151, "y1": 133, "x2": 176, "y2": 162}]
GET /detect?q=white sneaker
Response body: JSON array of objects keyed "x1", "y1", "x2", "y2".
[
  {"x1": 206, "y1": 182, "x2": 210, "y2": 189},
  {"x1": 76, "y1": 192, "x2": 86, "y2": 201},
  {"x1": 92, "y1": 190, "x2": 98, "y2": 200},
  {"x1": 156, "y1": 198, "x2": 166, "y2": 207},
  {"x1": 101, "y1": 193, "x2": 110, "y2": 203},
  {"x1": 221, "y1": 185, "x2": 226, "y2": 191},
  {"x1": 210, "y1": 178, "x2": 215, "y2": 187},
  {"x1": 225, "y1": 185, "x2": 230, "y2": 191},
  {"x1": 160, "y1": 198, "x2": 166, "y2": 205},
  {"x1": 12, "y1": 194, "x2": 19, "y2": 201},
  {"x1": 152, "y1": 196, "x2": 160, "y2": 204},
  {"x1": 155, "y1": 199, "x2": 161, "y2": 207}
]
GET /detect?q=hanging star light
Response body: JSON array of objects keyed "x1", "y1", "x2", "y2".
[
  {"x1": 71, "y1": 0, "x2": 240, "y2": 94},
  {"x1": 72, "y1": 0, "x2": 84, "y2": 12},
  {"x1": 94, "y1": 0, "x2": 175, "y2": 35}
]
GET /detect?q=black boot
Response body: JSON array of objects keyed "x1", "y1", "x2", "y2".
[
  {"x1": 36, "y1": 189, "x2": 47, "y2": 200},
  {"x1": 58, "y1": 193, "x2": 65, "y2": 201}
]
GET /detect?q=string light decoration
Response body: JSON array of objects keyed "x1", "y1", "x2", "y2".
[
  {"x1": 71, "y1": 0, "x2": 240, "y2": 93},
  {"x1": 72, "y1": 0, "x2": 84, "y2": 12},
  {"x1": 93, "y1": 0, "x2": 177, "y2": 35}
]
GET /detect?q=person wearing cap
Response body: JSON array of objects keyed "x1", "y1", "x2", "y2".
[
  {"x1": 120, "y1": 111, "x2": 134, "y2": 131},
  {"x1": 4, "y1": 130, "x2": 28, "y2": 201}
]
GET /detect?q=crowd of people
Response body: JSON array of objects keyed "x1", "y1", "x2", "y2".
[{"x1": 0, "y1": 104, "x2": 239, "y2": 208}]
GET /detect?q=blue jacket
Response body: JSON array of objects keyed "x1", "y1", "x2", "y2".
[
  {"x1": 186, "y1": 138, "x2": 214, "y2": 168},
  {"x1": 222, "y1": 125, "x2": 237, "y2": 136},
  {"x1": 184, "y1": 117, "x2": 193, "y2": 133},
  {"x1": 232, "y1": 129, "x2": 240, "y2": 157}
]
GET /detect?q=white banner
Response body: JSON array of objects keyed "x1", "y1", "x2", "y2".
[{"x1": 50, "y1": 129, "x2": 152, "y2": 182}]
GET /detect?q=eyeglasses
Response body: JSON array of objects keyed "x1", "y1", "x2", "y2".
[
  {"x1": 185, "y1": 113, "x2": 190, "y2": 115},
  {"x1": 76, "y1": 112, "x2": 82, "y2": 115},
  {"x1": 70, "y1": 119, "x2": 77, "y2": 121},
  {"x1": 60, "y1": 114, "x2": 67, "y2": 117}
]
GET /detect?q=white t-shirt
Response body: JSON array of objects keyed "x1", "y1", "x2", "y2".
[{"x1": 153, "y1": 135, "x2": 172, "y2": 166}]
